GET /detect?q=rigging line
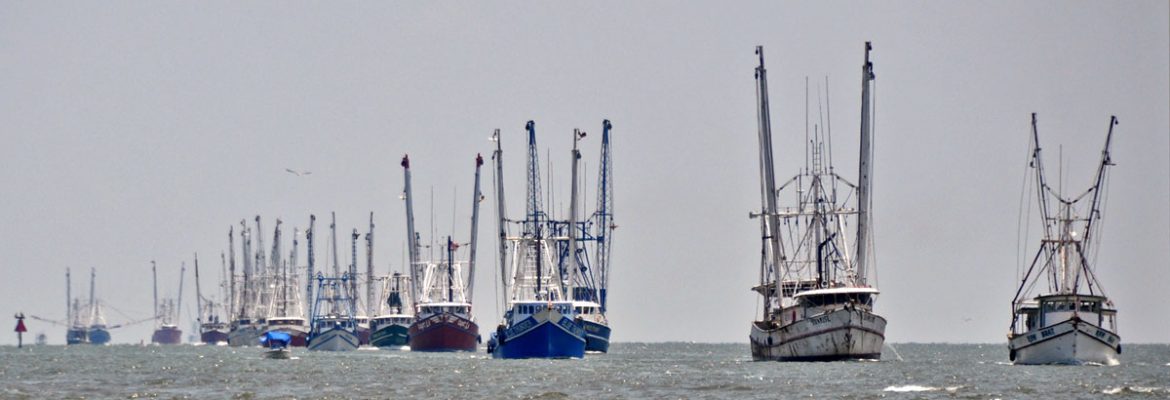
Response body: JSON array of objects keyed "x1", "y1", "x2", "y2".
[{"x1": 825, "y1": 76, "x2": 834, "y2": 174}]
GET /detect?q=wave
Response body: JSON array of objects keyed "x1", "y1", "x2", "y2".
[
  {"x1": 883, "y1": 385, "x2": 964, "y2": 393},
  {"x1": 1103, "y1": 386, "x2": 1169, "y2": 395}
]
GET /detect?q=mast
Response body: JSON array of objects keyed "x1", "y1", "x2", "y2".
[
  {"x1": 271, "y1": 219, "x2": 283, "y2": 292},
  {"x1": 152, "y1": 261, "x2": 159, "y2": 325},
  {"x1": 350, "y1": 228, "x2": 360, "y2": 308},
  {"x1": 366, "y1": 212, "x2": 375, "y2": 317},
  {"x1": 568, "y1": 128, "x2": 583, "y2": 300},
  {"x1": 447, "y1": 236, "x2": 455, "y2": 302},
  {"x1": 289, "y1": 227, "x2": 299, "y2": 317},
  {"x1": 306, "y1": 215, "x2": 316, "y2": 311},
  {"x1": 595, "y1": 120, "x2": 614, "y2": 310},
  {"x1": 228, "y1": 227, "x2": 236, "y2": 320},
  {"x1": 467, "y1": 154, "x2": 484, "y2": 303},
  {"x1": 855, "y1": 42, "x2": 876, "y2": 284},
  {"x1": 89, "y1": 267, "x2": 96, "y2": 324},
  {"x1": 255, "y1": 216, "x2": 266, "y2": 279},
  {"x1": 752, "y1": 46, "x2": 785, "y2": 318},
  {"x1": 526, "y1": 121, "x2": 546, "y2": 298},
  {"x1": 331, "y1": 212, "x2": 340, "y2": 278},
  {"x1": 1080, "y1": 116, "x2": 1118, "y2": 257},
  {"x1": 177, "y1": 262, "x2": 186, "y2": 327},
  {"x1": 66, "y1": 268, "x2": 71, "y2": 329},
  {"x1": 195, "y1": 254, "x2": 203, "y2": 325},
  {"x1": 239, "y1": 220, "x2": 251, "y2": 318},
  {"x1": 492, "y1": 129, "x2": 510, "y2": 304},
  {"x1": 402, "y1": 155, "x2": 422, "y2": 303}
]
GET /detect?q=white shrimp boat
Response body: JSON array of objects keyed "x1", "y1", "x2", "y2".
[
  {"x1": 749, "y1": 43, "x2": 886, "y2": 361},
  {"x1": 1007, "y1": 114, "x2": 1121, "y2": 365}
]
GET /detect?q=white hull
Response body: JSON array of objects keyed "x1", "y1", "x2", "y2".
[
  {"x1": 751, "y1": 307, "x2": 885, "y2": 361},
  {"x1": 1009, "y1": 318, "x2": 1120, "y2": 365},
  {"x1": 308, "y1": 328, "x2": 359, "y2": 352}
]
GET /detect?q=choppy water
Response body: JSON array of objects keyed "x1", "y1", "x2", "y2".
[{"x1": 2, "y1": 343, "x2": 1168, "y2": 399}]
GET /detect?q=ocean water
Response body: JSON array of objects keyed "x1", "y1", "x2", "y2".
[{"x1": 2, "y1": 343, "x2": 1168, "y2": 399}]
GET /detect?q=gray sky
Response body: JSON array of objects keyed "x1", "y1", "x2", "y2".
[{"x1": 2, "y1": 2, "x2": 1167, "y2": 345}]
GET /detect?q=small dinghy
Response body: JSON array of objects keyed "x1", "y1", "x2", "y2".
[{"x1": 261, "y1": 331, "x2": 292, "y2": 359}]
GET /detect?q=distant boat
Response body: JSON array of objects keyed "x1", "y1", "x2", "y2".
[
  {"x1": 748, "y1": 43, "x2": 886, "y2": 361},
  {"x1": 1008, "y1": 114, "x2": 1121, "y2": 365},
  {"x1": 307, "y1": 273, "x2": 360, "y2": 352},
  {"x1": 488, "y1": 122, "x2": 586, "y2": 359},
  {"x1": 64, "y1": 269, "x2": 88, "y2": 345},
  {"x1": 401, "y1": 155, "x2": 481, "y2": 352},
  {"x1": 370, "y1": 272, "x2": 414, "y2": 348},
  {"x1": 35, "y1": 333, "x2": 47, "y2": 346},
  {"x1": 196, "y1": 254, "x2": 229, "y2": 345},
  {"x1": 150, "y1": 261, "x2": 184, "y2": 345},
  {"x1": 259, "y1": 221, "x2": 310, "y2": 347},
  {"x1": 86, "y1": 269, "x2": 112, "y2": 345}
]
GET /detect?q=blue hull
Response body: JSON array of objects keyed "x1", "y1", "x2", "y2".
[
  {"x1": 581, "y1": 320, "x2": 611, "y2": 353},
  {"x1": 88, "y1": 329, "x2": 110, "y2": 345},
  {"x1": 493, "y1": 317, "x2": 585, "y2": 359}
]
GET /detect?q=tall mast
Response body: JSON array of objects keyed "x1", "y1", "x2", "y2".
[
  {"x1": 228, "y1": 227, "x2": 236, "y2": 320},
  {"x1": 753, "y1": 46, "x2": 784, "y2": 317},
  {"x1": 402, "y1": 155, "x2": 422, "y2": 303},
  {"x1": 568, "y1": 128, "x2": 583, "y2": 300},
  {"x1": 855, "y1": 42, "x2": 876, "y2": 284},
  {"x1": 271, "y1": 219, "x2": 283, "y2": 287},
  {"x1": 331, "y1": 212, "x2": 340, "y2": 278},
  {"x1": 177, "y1": 262, "x2": 186, "y2": 327},
  {"x1": 306, "y1": 215, "x2": 316, "y2": 311},
  {"x1": 447, "y1": 236, "x2": 455, "y2": 302},
  {"x1": 152, "y1": 261, "x2": 158, "y2": 326},
  {"x1": 526, "y1": 121, "x2": 546, "y2": 298},
  {"x1": 89, "y1": 267, "x2": 96, "y2": 323},
  {"x1": 1080, "y1": 116, "x2": 1118, "y2": 256},
  {"x1": 66, "y1": 268, "x2": 72, "y2": 328},
  {"x1": 289, "y1": 227, "x2": 299, "y2": 316},
  {"x1": 467, "y1": 154, "x2": 484, "y2": 303},
  {"x1": 195, "y1": 254, "x2": 203, "y2": 325},
  {"x1": 350, "y1": 228, "x2": 360, "y2": 308},
  {"x1": 239, "y1": 220, "x2": 251, "y2": 318},
  {"x1": 255, "y1": 216, "x2": 266, "y2": 278},
  {"x1": 366, "y1": 212, "x2": 375, "y2": 317},
  {"x1": 595, "y1": 120, "x2": 614, "y2": 310},
  {"x1": 492, "y1": 130, "x2": 509, "y2": 304}
]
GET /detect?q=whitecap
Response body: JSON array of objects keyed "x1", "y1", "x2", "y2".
[{"x1": 883, "y1": 385, "x2": 939, "y2": 392}]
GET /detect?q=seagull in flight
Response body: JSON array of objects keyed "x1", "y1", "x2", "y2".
[{"x1": 285, "y1": 168, "x2": 312, "y2": 177}]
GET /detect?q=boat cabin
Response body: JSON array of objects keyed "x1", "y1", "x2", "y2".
[
  {"x1": 417, "y1": 302, "x2": 471, "y2": 318},
  {"x1": 1014, "y1": 294, "x2": 1115, "y2": 333},
  {"x1": 312, "y1": 314, "x2": 356, "y2": 332},
  {"x1": 571, "y1": 301, "x2": 603, "y2": 317},
  {"x1": 777, "y1": 287, "x2": 879, "y2": 325},
  {"x1": 370, "y1": 314, "x2": 414, "y2": 328},
  {"x1": 505, "y1": 300, "x2": 575, "y2": 321}
]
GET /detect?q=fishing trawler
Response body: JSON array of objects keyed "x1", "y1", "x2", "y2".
[
  {"x1": 370, "y1": 272, "x2": 414, "y2": 348},
  {"x1": 489, "y1": 123, "x2": 586, "y2": 359},
  {"x1": 401, "y1": 155, "x2": 482, "y2": 352},
  {"x1": 749, "y1": 43, "x2": 886, "y2": 361},
  {"x1": 228, "y1": 224, "x2": 263, "y2": 346},
  {"x1": 259, "y1": 221, "x2": 310, "y2": 347},
  {"x1": 150, "y1": 261, "x2": 184, "y2": 345},
  {"x1": 1008, "y1": 114, "x2": 1121, "y2": 365},
  {"x1": 64, "y1": 269, "x2": 88, "y2": 344},
  {"x1": 196, "y1": 254, "x2": 229, "y2": 345},
  {"x1": 86, "y1": 269, "x2": 112, "y2": 345},
  {"x1": 307, "y1": 272, "x2": 360, "y2": 351}
]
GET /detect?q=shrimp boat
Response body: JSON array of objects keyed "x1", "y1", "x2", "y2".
[
  {"x1": 260, "y1": 220, "x2": 310, "y2": 347},
  {"x1": 64, "y1": 269, "x2": 88, "y2": 345},
  {"x1": 548, "y1": 121, "x2": 616, "y2": 353},
  {"x1": 85, "y1": 269, "x2": 112, "y2": 345},
  {"x1": 150, "y1": 261, "x2": 184, "y2": 345},
  {"x1": 307, "y1": 273, "x2": 360, "y2": 351},
  {"x1": 1008, "y1": 114, "x2": 1121, "y2": 365},
  {"x1": 195, "y1": 254, "x2": 229, "y2": 345},
  {"x1": 228, "y1": 223, "x2": 263, "y2": 346},
  {"x1": 749, "y1": 43, "x2": 886, "y2": 361},
  {"x1": 488, "y1": 122, "x2": 587, "y2": 359},
  {"x1": 370, "y1": 272, "x2": 414, "y2": 348},
  {"x1": 401, "y1": 155, "x2": 482, "y2": 352}
]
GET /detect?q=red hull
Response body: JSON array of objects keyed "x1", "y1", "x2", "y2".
[
  {"x1": 408, "y1": 313, "x2": 478, "y2": 352},
  {"x1": 152, "y1": 327, "x2": 182, "y2": 345}
]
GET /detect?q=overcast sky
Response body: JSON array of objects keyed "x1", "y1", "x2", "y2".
[{"x1": 2, "y1": 1, "x2": 1167, "y2": 345}]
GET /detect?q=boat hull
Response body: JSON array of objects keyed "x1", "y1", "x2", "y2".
[
  {"x1": 200, "y1": 328, "x2": 229, "y2": 345},
  {"x1": 750, "y1": 307, "x2": 885, "y2": 361},
  {"x1": 357, "y1": 325, "x2": 371, "y2": 346},
  {"x1": 66, "y1": 328, "x2": 88, "y2": 345},
  {"x1": 228, "y1": 325, "x2": 261, "y2": 347},
  {"x1": 1009, "y1": 318, "x2": 1120, "y2": 365},
  {"x1": 409, "y1": 313, "x2": 478, "y2": 352},
  {"x1": 151, "y1": 326, "x2": 182, "y2": 345},
  {"x1": 308, "y1": 327, "x2": 359, "y2": 351},
  {"x1": 87, "y1": 327, "x2": 111, "y2": 345},
  {"x1": 492, "y1": 312, "x2": 586, "y2": 359},
  {"x1": 371, "y1": 324, "x2": 410, "y2": 348},
  {"x1": 581, "y1": 319, "x2": 611, "y2": 353}
]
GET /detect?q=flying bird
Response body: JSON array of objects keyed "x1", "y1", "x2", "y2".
[{"x1": 285, "y1": 168, "x2": 312, "y2": 177}]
